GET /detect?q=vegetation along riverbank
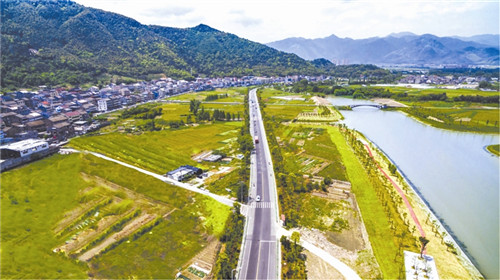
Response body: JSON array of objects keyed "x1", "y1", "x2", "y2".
[
  {"x1": 282, "y1": 81, "x2": 499, "y2": 134},
  {"x1": 486, "y1": 144, "x2": 500, "y2": 156}
]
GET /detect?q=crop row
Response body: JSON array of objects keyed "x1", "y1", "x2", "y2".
[
  {"x1": 57, "y1": 198, "x2": 113, "y2": 237},
  {"x1": 98, "y1": 216, "x2": 163, "y2": 257},
  {"x1": 77, "y1": 209, "x2": 141, "y2": 255}
]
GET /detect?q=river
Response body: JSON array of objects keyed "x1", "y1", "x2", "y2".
[{"x1": 328, "y1": 97, "x2": 499, "y2": 279}]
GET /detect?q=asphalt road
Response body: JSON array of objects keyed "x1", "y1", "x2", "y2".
[{"x1": 239, "y1": 89, "x2": 279, "y2": 279}]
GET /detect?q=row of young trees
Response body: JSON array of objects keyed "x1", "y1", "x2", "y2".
[
  {"x1": 189, "y1": 99, "x2": 241, "y2": 122},
  {"x1": 340, "y1": 125, "x2": 420, "y2": 277},
  {"x1": 205, "y1": 93, "x2": 228, "y2": 101},
  {"x1": 121, "y1": 105, "x2": 160, "y2": 119},
  {"x1": 280, "y1": 232, "x2": 307, "y2": 279},
  {"x1": 212, "y1": 89, "x2": 251, "y2": 278}
]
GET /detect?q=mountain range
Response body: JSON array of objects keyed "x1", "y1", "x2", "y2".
[
  {"x1": 267, "y1": 33, "x2": 499, "y2": 66},
  {"x1": 1, "y1": 0, "x2": 322, "y2": 90}
]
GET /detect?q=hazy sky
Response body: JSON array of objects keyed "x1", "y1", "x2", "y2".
[{"x1": 74, "y1": 0, "x2": 499, "y2": 43}]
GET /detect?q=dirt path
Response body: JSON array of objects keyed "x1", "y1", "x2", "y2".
[
  {"x1": 363, "y1": 144, "x2": 426, "y2": 238},
  {"x1": 311, "y1": 96, "x2": 331, "y2": 106},
  {"x1": 280, "y1": 227, "x2": 362, "y2": 280},
  {"x1": 78, "y1": 213, "x2": 156, "y2": 262},
  {"x1": 304, "y1": 250, "x2": 345, "y2": 280}
]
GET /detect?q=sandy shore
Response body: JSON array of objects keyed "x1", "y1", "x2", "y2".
[
  {"x1": 372, "y1": 98, "x2": 407, "y2": 108},
  {"x1": 311, "y1": 96, "x2": 332, "y2": 106}
]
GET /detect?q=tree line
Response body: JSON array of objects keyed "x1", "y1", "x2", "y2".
[
  {"x1": 340, "y1": 125, "x2": 419, "y2": 277},
  {"x1": 280, "y1": 232, "x2": 307, "y2": 279},
  {"x1": 205, "y1": 93, "x2": 228, "y2": 101},
  {"x1": 212, "y1": 89, "x2": 250, "y2": 278},
  {"x1": 189, "y1": 99, "x2": 241, "y2": 122},
  {"x1": 122, "y1": 106, "x2": 163, "y2": 119},
  {"x1": 213, "y1": 204, "x2": 245, "y2": 279},
  {"x1": 302, "y1": 83, "x2": 499, "y2": 104}
]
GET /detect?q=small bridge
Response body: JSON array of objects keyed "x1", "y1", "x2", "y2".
[{"x1": 349, "y1": 104, "x2": 387, "y2": 109}]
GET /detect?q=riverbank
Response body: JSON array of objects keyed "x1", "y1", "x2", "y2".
[
  {"x1": 352, "y1": 131, "x2": 484, "y2": 279},
  {"x1": 486, "y1": 144, "x2": 500, "y2": 156},
  {"x1": 398, "y1": 106, "x2": 499, "y2": 134}
]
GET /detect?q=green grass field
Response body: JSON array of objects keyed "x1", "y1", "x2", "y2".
[
  {"x1": 401, "y1": 107, "x2": 499, "y2": 133},
  {"x1": 274, "y1": 125, "x2": 348, "y2": 181},
  {"x1": 159, "y1": 103, "x2": 191, "y2": 121},
  {"x1": 70, "y1": 122, "x2": 242, "y2": 174},
  {"x1": 1, "y1": 154, "x2": 89, "y2": 279},
  {"x1": 327, "y1": 126, "x2": 403, "y2": 279},
  {"x1": 89, "y1": 209, "x2": 204, "y2": 278},
  {"x1": 259, "y1": 88, "x2": 313, "y2": 105},
  {"x1": 379, "y1": 86, "x2": 500, "y2": 98},
  {"x1": 1, "y1": 153, "x2": 231, "y2": 279},
  {"x1": 264, "y1": 105, "x2": 309, "y2": 122},
  {"x1": 198, "y1": 103, "x2": 245, "y2": 115},
  {"x1": 207, "y1": 168, "x2": 242, "y2": 195},
  {"x1": 166, "y1": 88, "x2": 246, "y2": 102},
  {"x1": 158, "y1": 103, "x2": 244, "y2": 122}
]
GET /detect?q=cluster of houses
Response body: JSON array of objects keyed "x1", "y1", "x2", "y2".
[
  {"x1": 398, "y1": 74, "x2": 495, "y2": 87},
  {"x1": 1, "y1": 75, "x2": 326, "y2": 145}
]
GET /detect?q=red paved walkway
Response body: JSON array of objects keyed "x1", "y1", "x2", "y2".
[{"x1": 364, "y1": 144, "x2": 426, "y2": 238}]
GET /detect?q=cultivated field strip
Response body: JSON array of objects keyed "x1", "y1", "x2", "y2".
[
  {"x1": 53, "y1": 198, "x2": 109, "y2": 234},
  {"x1": 78, "y1": 213, "x2": 157, "y2": 261}
]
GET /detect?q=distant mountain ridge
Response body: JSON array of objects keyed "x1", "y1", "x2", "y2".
[
  {"x1": 1, "y1": 0, "x2": 321, "y2": 90},
  {"x1": 267, "y1": 33, "x2": 499, "y2": 66}
]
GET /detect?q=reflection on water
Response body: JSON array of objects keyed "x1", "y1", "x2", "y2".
[{"x1": 329, "y1": 97, "x2": 499, "y2": 278}]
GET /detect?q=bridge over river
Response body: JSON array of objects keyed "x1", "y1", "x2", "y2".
[
  {"x1": 349, "y1": 104, "x2": 388, "y2": 109},
  {"x1": 333, "y1": 104, "x2": 391, "y2": 110}
]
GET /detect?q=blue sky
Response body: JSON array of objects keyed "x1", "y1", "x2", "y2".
[{"x1": 74, "y1": 0, "x2": 499, "y2": 43}]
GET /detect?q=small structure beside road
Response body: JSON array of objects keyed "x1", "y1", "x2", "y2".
[{"x1": 166, "y1": 165, "x2": 203, "y2": 181}]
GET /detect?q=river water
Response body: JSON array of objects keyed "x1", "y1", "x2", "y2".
[{"x1": 328, "y1": 97, "x2": 499, "y2": 278}]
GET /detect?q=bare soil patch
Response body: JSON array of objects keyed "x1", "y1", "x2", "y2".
[
  {"x1": 301, "y1": 181, "x2": 381, "y2": 278},
  {"x1": 311, "y1": 96, "x2": 331, "y2": 106},
  {"x1": 304, "y1": 249, "x2": 345, "y2": 280}
]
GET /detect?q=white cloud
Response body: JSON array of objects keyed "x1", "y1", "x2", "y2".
[{"x1": 74, "y1": 0, "x2": 499, "y2": 43}]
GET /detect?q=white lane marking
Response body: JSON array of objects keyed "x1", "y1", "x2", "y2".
[
  {"x1": 255, "y1": 241, "x2": 262, "y2": 280},
  {"x1": 267, "y1": 241, "x2": 272, "y2": 280}
]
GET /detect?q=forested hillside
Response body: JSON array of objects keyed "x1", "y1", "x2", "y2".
[{"x1": 1, "y1": 0, "x2": 320, "y2": 90}]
